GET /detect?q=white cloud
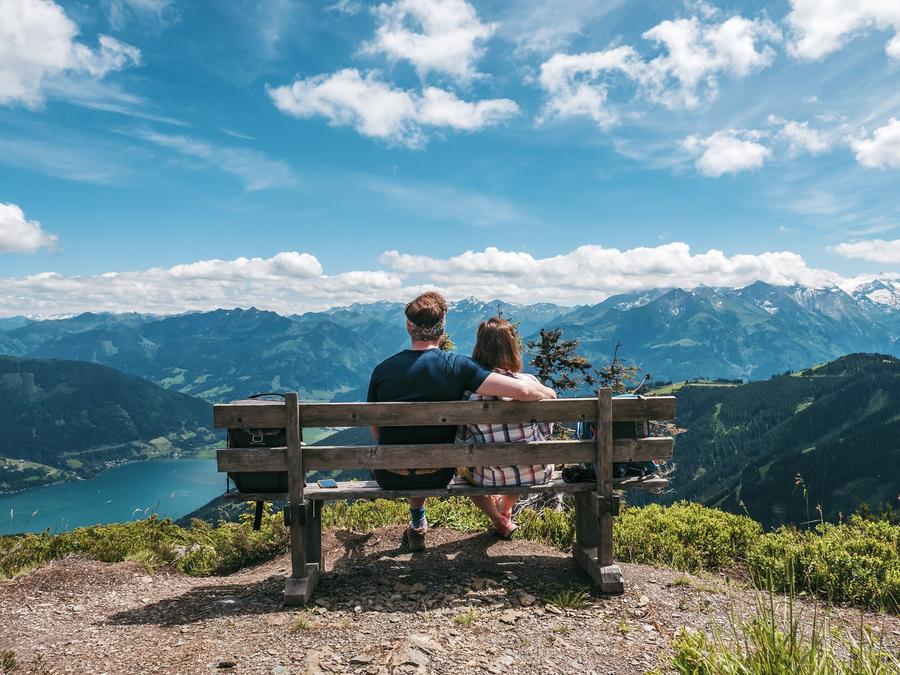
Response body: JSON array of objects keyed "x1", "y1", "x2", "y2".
[
  {"x1": 851, "y1": 118, "x2": 900, "y2": 168},
  {"x1": 640, "y1": 16, "x2": 781, "y2": 109},
  {"x1": 3, "y1": 243, "x2": 854, "y2": 316},
  {"x1": 787, "y1": 0, "x2": 900, "y2": 61},
  {"x1": 105, "y1": 0, "x2": 175, "y2": 29},
  {"x1": 362, "y1": 0, "x2": 495, "y2": 82},
  {"x1": 380, "y1": 244, "x2": 842, "y2": 304},
  {"x1": 0, "y1": 252, "x2": 405, "y2": 316},
  {"x1": 497, "y1": 0, "x2": 626, "y2": 56},
  {"x1": 268, "y1": 69, "x2": 518, "y2": 147},
  {"x1": 326, "y1": 0, "x2": 363, "y2": 15},
  {"x1": 768, "y1": 116, "x2": 831, "y2": 156},
  {"x1": 537, "y1": 13, "x2": 780, "y2": 126},
  {"x1": 682, "y1": 130, "x2": 770, "y2": 177},
  {"x1": 538, "y1": 47, "x2": 642, "y2": 128},
  {"x1": 0, "y1": 0, "x2": 141, "y2": 107},
  {"x1": 0, "y1": 202, "x2": 58, "y2": 253},
  {"x1": 134, "y1": 130, "x2": 297, "y2": 190},
  {"x1": 833, "y1": 238, "x2": 900, "y2": 264}
]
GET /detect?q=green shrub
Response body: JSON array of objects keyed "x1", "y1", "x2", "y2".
[
  {"x1": 0, "y1": 507, "x2": 287, "y2": 579},
  {"x1": 614, "y1": 501, "x2": 762, "y2": 572},
  {"x1": 321, "y1": 498, "x2": 409, "y2": 532},
  {"x1": 514, "y1": 505, "x2": 575, "y2": 550},
  {"x1": 747, "y1": 517, "x2": 899, "y2": 613}
]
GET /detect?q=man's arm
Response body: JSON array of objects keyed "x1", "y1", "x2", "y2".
[
  {"x1": 476, "y1": 372, "x2": 557, "y2": 400},
  {"x1": 370, "y1": 425, "x2": 380, "y2": 442}
]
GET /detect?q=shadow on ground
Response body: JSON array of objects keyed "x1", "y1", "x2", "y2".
[{"x1": 106, "y1": 526, "x2": 595, "y2": 627}]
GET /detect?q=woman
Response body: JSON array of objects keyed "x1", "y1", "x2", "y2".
[{"x1": 459, "y1": 317, "x2": 555, "y2": 538}]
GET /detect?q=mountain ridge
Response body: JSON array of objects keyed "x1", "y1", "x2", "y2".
[{"x1": 0, "y1": 279, "x2": 896, "y2": 401}]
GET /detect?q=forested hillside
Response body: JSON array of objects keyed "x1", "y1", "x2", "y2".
[
  {"x1": 668, "y1": 353, "x2": 900, "y2": 527},
  {"x1": 0, "y1": 356, "x2": 216, "y2": 492}
]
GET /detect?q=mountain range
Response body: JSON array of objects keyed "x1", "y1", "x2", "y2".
[{"x1": 0, "y1": 280, "x2": 898, "y2": 401}]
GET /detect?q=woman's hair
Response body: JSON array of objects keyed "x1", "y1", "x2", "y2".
[
  {"x1": 472, "y1": 317, "x2": 523, "y2": 372},
  {"x1": 405, "y1": 291, "x2": 447, "y2": 327}
]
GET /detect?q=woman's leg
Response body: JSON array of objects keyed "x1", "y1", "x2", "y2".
[
  {"x1": 470, "y1": 495, "x2": 503, "y2": 523},
  {"x1": 496, "y1": 494, "x2": 520, "y2": 520},
  {"x1": 470, "y1": 495, "x2": 517, "y2": 538}
]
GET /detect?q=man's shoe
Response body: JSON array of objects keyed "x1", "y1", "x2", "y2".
[{"x1": 404, "y1": 525, "x2": 427, "y2": 552}]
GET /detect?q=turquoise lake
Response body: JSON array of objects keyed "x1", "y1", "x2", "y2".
[{"x1": 0, "y1": 458, "x2": 225, "y2": 535}]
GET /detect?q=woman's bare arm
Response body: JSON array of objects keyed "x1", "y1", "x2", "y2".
[{"x1": 475, "y1": 372, "x2": 557, "y2": 400}]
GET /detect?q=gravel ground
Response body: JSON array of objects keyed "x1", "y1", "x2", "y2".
[{"x1": 1, "y1": 525, "x2": 897, "y2": 674}]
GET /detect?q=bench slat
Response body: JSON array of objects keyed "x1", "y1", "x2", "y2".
[
  {"x1": 217, "y1": 437, "x2": 673, "y2": 472},
  {"x1": 220, "y1": 473, "x2": 670, "y2": 501},
  {"x1": 212, "y1": 396, "x2": 676, "y2": 429}
]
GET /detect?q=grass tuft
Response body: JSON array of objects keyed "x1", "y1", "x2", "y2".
[
  {"x1": 453, "y1": 608, "x2": 478, "y2": 627},
  {"x1": 671, "y1": 586, "x2": 900, "y2": 674},
  {"x1": 547, "y1": 588, "x2": 590, "y2": 610}
]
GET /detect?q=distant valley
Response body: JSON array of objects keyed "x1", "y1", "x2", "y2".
[{"x1": 0, "y1": 356, "x2": 216, "y2": 493}]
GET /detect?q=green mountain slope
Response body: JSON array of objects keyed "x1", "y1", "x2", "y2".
[
  {"x1": 0, "y1": 356, "x2": 216, "y2": 493},
  {"x1": 668, "y1": 353, "x2": 900, "y2": 527}
]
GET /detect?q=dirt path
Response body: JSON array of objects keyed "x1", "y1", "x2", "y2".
[{"x1": 1, "y1": 525, "x2": 897, "y2": 674}]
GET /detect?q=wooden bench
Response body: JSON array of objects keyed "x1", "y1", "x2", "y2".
[{"x1": 213, "y1": 389, "x2": 675, "y2": 605}]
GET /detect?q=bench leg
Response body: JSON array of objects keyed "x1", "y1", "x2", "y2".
[
  {"x1": 284, "y1": 500, "x2": 320, "y2": 606},
  {"x1": 306, "y1": 499, "x2": 323, "y2": 571},
  {"x1": 572, "y1": 491, "x2": 624, "y2": 595}
]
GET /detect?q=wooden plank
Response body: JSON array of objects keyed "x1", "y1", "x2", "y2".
[
  {"x1": 285, "y1": 393, "x2": 307, "y2": 580},
  {"x1": 221, "y1": 473, "x2": 669, "y2": 502},
  {"x1": 306, "y1": 501, "x2": 323, "y2": 572},
  {"x1": 574, "y1": 492, "x2": 599, "y2": 550},
  {"x1": 213, "y1": 401, "x2": 285, "y2": 428},
  {"x1": 217, "y1": 447, "x2": 288, "y2": 472},
  {"x1": 213, "y1": 396, "x2": 675, "y2": 429},
  {"x1": 217, "y1": 437, "x2": 673, "y2": 473},
  {"x1": 596, "y1": 389, "x2": 614, "y2": 567},
  {"x1": 612, "y1": 396, "x2": 675, "y2": 421}
]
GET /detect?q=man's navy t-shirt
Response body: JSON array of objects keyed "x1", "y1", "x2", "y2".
[{"x1": 367, "y1": 348, "x2": 492, "y2": 445}]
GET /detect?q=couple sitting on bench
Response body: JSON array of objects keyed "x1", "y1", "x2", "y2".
[{"x1": 367, "y1": 291, "x2": 558, "y2": 551}]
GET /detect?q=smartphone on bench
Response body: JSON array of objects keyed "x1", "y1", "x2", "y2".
[{"x1": 317, "y1": 478, "x2": 338, "y2": 488}]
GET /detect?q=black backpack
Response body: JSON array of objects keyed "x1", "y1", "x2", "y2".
[{"x1": 226, "y1": 393, "x2": 289, "y2": 528}]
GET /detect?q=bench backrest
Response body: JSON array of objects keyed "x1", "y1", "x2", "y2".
[{"x1": 213, "y1": 392, "x2": 675, "y2": 484}]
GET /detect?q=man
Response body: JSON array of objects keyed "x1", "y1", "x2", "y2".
[{"x1": 367, "y1": 291, "x2": 556, "y2": 551}]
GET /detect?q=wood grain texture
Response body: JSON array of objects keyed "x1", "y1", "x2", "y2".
[
  {"x1": 574, "y1": 491, "x2": 599, "y2": 550},
  {"x1": 596, "y1": 389, "x2": 615, "y2": 567},
  {"x1": 285, "y1": 393, "x2": 306, "y2": 579},
  {"x1": 283, "y1": 564, "x2": 320, "y2": 605},
  {"x1": 217, "y1": 437, "x2": 673, "y2": 472},
  {"x1": 212, "y1": 396, "x2": 676, "y2": 429},
  {"x1": 573, "y1": 546, "x2": 625, "y2": 594}
]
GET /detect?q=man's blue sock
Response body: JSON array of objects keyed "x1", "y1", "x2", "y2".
[{"x1": 410, "y1": 506, "x2": 427, "y2": 529}]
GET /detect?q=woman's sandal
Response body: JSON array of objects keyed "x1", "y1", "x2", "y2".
[{"x1": 494, "y1": 515, "x2": 518, "y2": 539}]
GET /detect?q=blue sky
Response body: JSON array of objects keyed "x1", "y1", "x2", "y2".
[{"x1": 1, "y1": 0, "x2": 899, "y2": 316}]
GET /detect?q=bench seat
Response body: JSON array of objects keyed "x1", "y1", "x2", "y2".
[
  {"x1": 212, "y1": 391, "x2": 676, "y2": 604},
  {"x1": 222, "y1": 471, "x2": 670, "y2": 502}
]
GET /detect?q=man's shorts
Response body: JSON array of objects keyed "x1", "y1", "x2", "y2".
[{"x1": 371, "y1": 467, "x2": 456, "y2": 490}]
